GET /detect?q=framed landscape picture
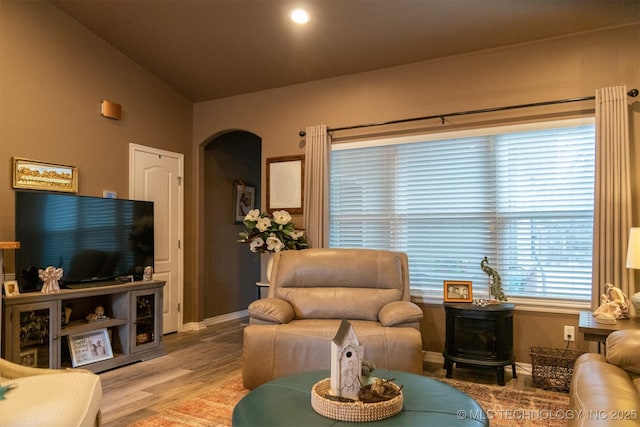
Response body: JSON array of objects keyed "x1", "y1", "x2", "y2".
[
  {"x1": 68, "y1": 328, "x2": 113, "y2": 367},
  {"x1": 13, "y1": 157, "x2": 78, "y2": 193}
]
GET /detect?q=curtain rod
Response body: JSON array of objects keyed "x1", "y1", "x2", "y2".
[{"x1": 298, "y1": 88, "x2": 639, "y2": 137}]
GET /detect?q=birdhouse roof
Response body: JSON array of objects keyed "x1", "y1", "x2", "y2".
[{"x1": 332, "y1": 319, "x2": 354, "y2": 345}]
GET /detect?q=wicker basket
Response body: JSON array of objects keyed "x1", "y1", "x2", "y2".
[
  {"x1": 530, "y1": 347, "x2": 585, "y2": 392},
  {"x1": 311, "y1": 378, "x2": 403, "y2": 422}
]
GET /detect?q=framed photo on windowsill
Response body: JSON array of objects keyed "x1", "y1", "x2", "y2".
[
  {"x1": 444, "y1": 281, "x2": 473, "y2": 303},
  {"x1": 68, "y1": 328, "x2": 113, "y2": 367}
]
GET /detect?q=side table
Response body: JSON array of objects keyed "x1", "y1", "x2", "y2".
[
  {"x1": 255, "y1": 281, "x2": 268, "y2": 299},
  {"x1": 444, "y1": 302, "x2": 516, "y2": 386},
  {"x1": 578, "y1": 311, "x2": 640, "y2": 343}
]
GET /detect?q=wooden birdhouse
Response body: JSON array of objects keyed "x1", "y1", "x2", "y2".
[{"x1": 330, "y1": 319, "x2": 363, "y2": 400}]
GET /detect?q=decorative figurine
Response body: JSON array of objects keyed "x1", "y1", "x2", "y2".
[
  {"x1": 86, "y1": 306, "x2": 109, "y2": 322},
  {"x1": 62, "y1": 303, "x2": 74, "y2": 328},
  {"x1": 39, "y1": 266, "x2": 63, "y2": 294},
  {"x1": 593, "y1": 283, "x2": 630, "y2": 322},
  {"x1": 143, "y1": 266, "x2": 153, "y2": 281},
  {"x1": 481, "y1": 257, "x2": 507, "y2": 302}
]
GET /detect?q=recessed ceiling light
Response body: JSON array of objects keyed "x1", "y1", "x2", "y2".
[{"x1": 290, "y1": 8, "x2": 309, "y2": 24}]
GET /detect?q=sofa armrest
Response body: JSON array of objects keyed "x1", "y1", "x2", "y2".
[
  {"x1": 248, "y1": 297, "x2": 295, "y2": 324},
  {"x1": 606, "y1": 329, "x2": 640, "y2": 373},
  {"x1": 378, "y1": 301, "x2": 423, "y2": 327}
]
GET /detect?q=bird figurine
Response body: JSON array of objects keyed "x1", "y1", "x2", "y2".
[{"x1": 481, "y1": 257, "x2": 507, "y2": 302}]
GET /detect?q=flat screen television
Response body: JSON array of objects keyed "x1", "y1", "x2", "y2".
[{"x1": 15, "y1": 190, "x2": 154, "y2": 292}]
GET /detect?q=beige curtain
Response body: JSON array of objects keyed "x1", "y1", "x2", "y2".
[
  {"x1": 591, "y1": 85, "x2": 633, "y2": 310},
  {"x1": 303, "y1": 125, "x2": 331, "y2": 248}
]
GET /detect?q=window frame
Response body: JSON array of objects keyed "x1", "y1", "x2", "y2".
[{"x1": 330, "y1": 117, "x2": 595, "y2": 313}]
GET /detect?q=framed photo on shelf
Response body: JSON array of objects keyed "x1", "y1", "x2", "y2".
[
  {"x1": 67, "y1": 328, "x2": 113, "y2": 367},
  {"x1": 444, "y1": 280, "x2": 473, "y2": 303},
  {"x1": 3, "y1": 280, "x2": 20, "y2": 296},
  {"x1": 234, "y1": 182, "x2": 256, "y2": 223},
  {"x1": 19, "y1": 349, "x2": 38, "y2": 367},
  {"x1": 266, "y1": 155, "x2": 304, "y2": 214},
  {"x1": 13, "y1": 157, "x2": 78, "y2": 193}
]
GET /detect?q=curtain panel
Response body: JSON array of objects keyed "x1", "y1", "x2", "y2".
[
  {"x1": 592, "y1": 85, "x2": 633, "y2": 309},
  {"x1": 303, "y1": 125, "x2": 330, "y2": 248}
]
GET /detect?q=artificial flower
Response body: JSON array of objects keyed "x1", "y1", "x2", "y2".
[{"x1": 238, "y1": 209, "x2": 308, "y2": 253}]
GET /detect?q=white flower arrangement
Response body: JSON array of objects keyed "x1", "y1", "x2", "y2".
[{"x1": 238, "y1": 209, "x2": 308, "y2": 253}]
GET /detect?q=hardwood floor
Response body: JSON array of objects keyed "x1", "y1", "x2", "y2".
[
  {"x1": 100, "y1": 319, "x2": 245, "y2": 426},
  {"x1": 99, "y1": 317, "x2": 547, "y2": 426}
]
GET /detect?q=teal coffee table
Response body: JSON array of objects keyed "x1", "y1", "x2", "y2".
[{"x1": 232, "y1": 370, "x2": 488, "y2": 426}]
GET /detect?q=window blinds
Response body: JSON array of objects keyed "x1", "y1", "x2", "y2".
[{"x1": 330, "y1": 119, "x2": 595, "y2": 303}]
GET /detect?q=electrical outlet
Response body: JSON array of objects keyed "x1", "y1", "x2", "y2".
[{"x1": 564, "y1": 325, "x2": 575, "y2": 342}]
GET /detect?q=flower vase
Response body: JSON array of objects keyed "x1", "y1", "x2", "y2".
[{"x1": 266, "y1": 253, "x2": 274, "y2": 283}]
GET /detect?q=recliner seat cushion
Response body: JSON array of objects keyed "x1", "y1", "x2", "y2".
[{"x1": 242, "y1": 319, "x2": 423, "y2": 390}]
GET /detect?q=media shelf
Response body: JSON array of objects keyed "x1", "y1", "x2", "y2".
[{"x1": 2, "y1": 280, "x2": 165, "y2": 373}]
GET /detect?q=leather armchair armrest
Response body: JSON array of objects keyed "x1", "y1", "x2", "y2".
[
  {"x1": 378, "y1": 300, "x2": 423, "y2": 327},
  {"x1": 606, "y1": 329, "x2": 640, "y2": 373},
  {"x1": 248, "y1": 297, "x2": 295, "y2": 324}
]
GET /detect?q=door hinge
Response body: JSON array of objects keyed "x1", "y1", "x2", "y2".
[
  {"x1": 178, "y1": 240, "x2": 181, "y2": 249},
  {"x1": 178, "y1": 303, "x2": 181, "y2": 313},
  {"x1": 177, "y1": 176, "x2": 182, "y2": 186}
]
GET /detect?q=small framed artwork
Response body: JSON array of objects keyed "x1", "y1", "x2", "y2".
[
  {"x1": 444, "y1": 281, "x2": 473, "y2": 303},
  {"x1": 13, "y1": 157, "x2": 78, "y2": 193},
  {"x1": 3, "y1": 280, "x2": 20, "y2": 296},
  {"x1": 234, "y1": 182, "x2": 256, "y2": 223},
  {"x1": 67, "y1": 328, "x2": 114, "y2": 367},
  {"x1": 19, "y1": 349, "x2": 38, "y2": 367},
  {"x1": 266, "y1": 155, "x2": 304, "y2": 214}
]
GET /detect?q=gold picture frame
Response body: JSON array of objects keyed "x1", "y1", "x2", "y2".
[
  {"x1": 266, "y1": 155, "x2": 304, "y2": 214},
  {"x1": 13, "y1": 157, "x2": 78, "y2": 193},
  {"x1": 444, "y1": 280, "x2": 473, "y2": 303},
  {"x1": 3, "y1": 280, "x2": 20, "y2": 297}
]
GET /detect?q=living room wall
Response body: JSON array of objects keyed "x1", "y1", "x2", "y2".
[
  {"x1": 2, "y1": 0, "x2": 639, "y2": 364},
  {"x1": 0, "y1": 2, "x2": 192, "y2": 292},
  {"x1": 193, "y1": 24, "x2": 640, "y2": 361}
]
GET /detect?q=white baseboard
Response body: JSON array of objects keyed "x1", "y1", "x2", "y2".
[
  {"x1": 181, "y1": 309, "x2": 248, "y2": 332},
  {"x1": 423, "y1": 350, "x2": 532, "y2": 376}
]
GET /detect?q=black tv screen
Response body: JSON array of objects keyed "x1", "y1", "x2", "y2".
[{"x1": 15, "y1": 191, "x2": 154, "y2": 292}]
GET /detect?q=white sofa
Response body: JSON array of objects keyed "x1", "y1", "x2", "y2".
[{"x1": 0, "y1": 358, "x2": 102, "y2": 427}]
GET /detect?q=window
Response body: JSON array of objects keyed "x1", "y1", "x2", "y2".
[{"x1": 330, "y1": 118, "x2": 595, "y2": 307}]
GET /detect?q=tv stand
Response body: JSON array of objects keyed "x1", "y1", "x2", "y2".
[{"x1": 2, "y1": 280, "x2": 165, "y2": 373}]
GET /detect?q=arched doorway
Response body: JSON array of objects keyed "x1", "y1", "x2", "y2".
[{"x1": 203, "y1": 130, "x2": 261, "y2": 318}]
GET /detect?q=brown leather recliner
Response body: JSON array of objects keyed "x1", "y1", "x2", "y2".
[
  {"x1": 242, "y1": 248, "x2": 424, "y2": 389},
  {"x1": 569, "y1": 330, "x2": 640, "y2": 427}
]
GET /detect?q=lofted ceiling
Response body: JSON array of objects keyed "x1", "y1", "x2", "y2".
[{"x1": 50, "y1": 0, "x2": 640, "y2": 103}]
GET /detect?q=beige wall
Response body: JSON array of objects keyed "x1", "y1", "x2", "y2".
[
  {"x1": 0, "y1": 1, "x2": 192, "y2": 292},
  {"x1": 193, "y1": 24, "x2": 640, "y2": 360},
  {"x1": 0, "y1": 0, "x2": 192, "y2": 224}
]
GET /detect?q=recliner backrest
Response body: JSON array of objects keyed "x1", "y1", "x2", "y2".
[{"x1": 269, "y1": 248, "x2": 410, "y2": 321}]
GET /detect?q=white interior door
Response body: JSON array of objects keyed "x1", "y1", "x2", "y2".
[{"x1": 130, "y1": 144, "x2": 183, "y2": 334}]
